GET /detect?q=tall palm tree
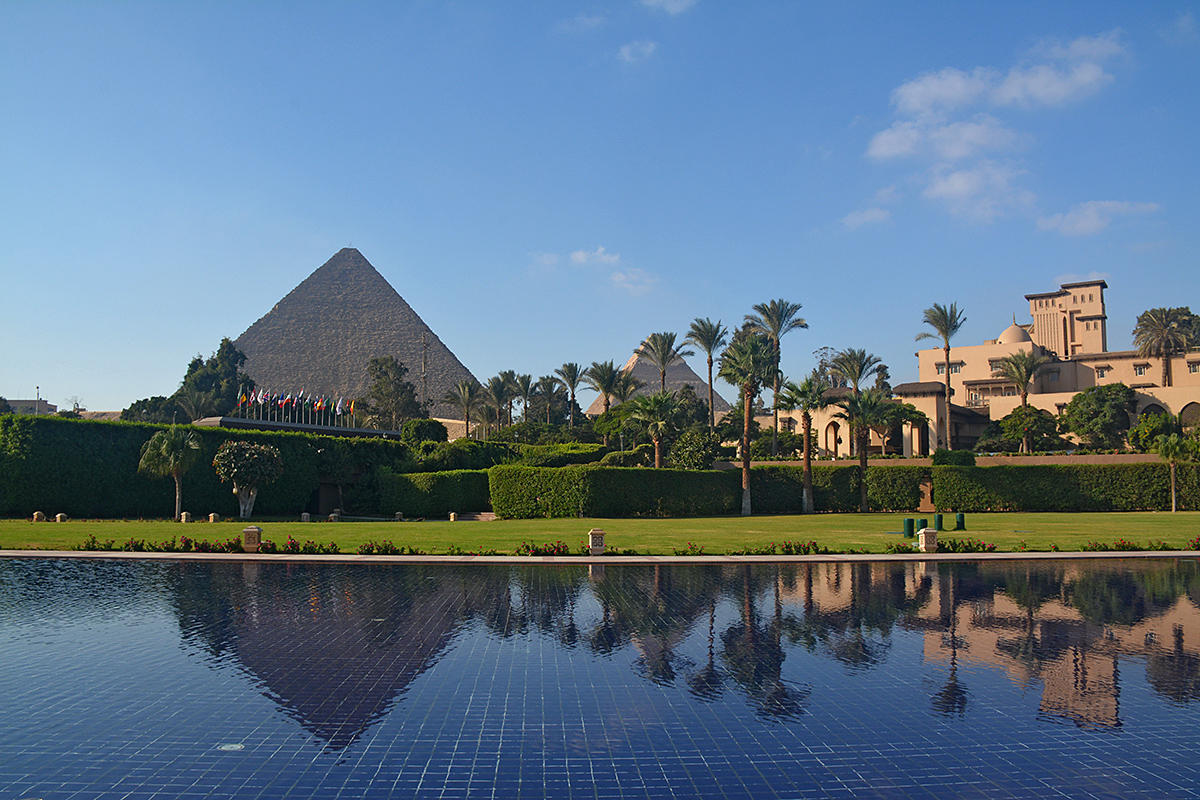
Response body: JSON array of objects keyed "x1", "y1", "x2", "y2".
[
  {"x1": 636, "y1": 332, "x2": 694, "y2": 392},
  {"x1": 1152, "y1": 433, "x2": 1197, "y2": 513},
  {"x1": 775, "y1": 376, "x2": 830, "y2": 513},
  {"x1": 745, "y1": 299, "x2": 808, "y2": 457},
  {"x1": 627, "y1": 390, "x2": 679, "y2": 468},
  {"x1": 830, "y1": 348, "x2": 882, "y2": 458},
  {"x1": 719, "y1": 333, "x2": 776, "y2": 516},
  {"x1": 834, "y1": 388, "x2": 890, "y2": 512},
  {"x1": 485, "y1": 375, "x2": 514, "y2": 429},
  {"x1": 554, "y1": 362, "x2": 585, "y2": 427},
  {"x1": 498, "y1": 370, "x2": 518, "y2": 426},
  {"x1": 585, "y1": 360, "x2": 621, "y2": 447},
  {"x1": 916, "y1": 302, "x2": 966, "y2": 448},
  {"x1": 1133, "y1": 307, "x2": 1195, "y2": 388},
  {"x1": 514, "y1": 373, "x2": 534, "y2": 423},
  {"x1": 992, "y1": 349, "x2": 1051, "y2": 453},
  {"x1": 535, "y1": 375, "x2": 559, "y2": 424},
  {"x1": 685, "y1": 318, "x2": 730, "y2": 433},
  {"x1": 443, "y1": 379, "x2": 482, "y2": 439},
  {"x1": 138, "y1": 426, "x2": 203, "y2": 520},
  {"x1": 612, "y1": 371, "x2": 646, "y2": 405}
]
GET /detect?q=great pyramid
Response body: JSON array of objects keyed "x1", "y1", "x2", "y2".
[
  {"x1": 584, "y1": 346, "x2": 732, "y2": 416},
  {"x1": 235, "y1": 248, "x2": 476, "y2": 419}
]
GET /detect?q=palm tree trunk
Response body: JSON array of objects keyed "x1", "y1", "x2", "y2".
[
  {"x1": 1163, "y1": 358, "x2": 1171, "y2": 388},
  {"x1": 1171, "y1": 462, "x2": 1177, "y2": 512},
  {"x1": 653, "y1": 437, "x2": 663, "y2": 468},
  {"x1": 741, "y1": 385, "x2": 753, "y2": 516},
  {"x1": 174, "y1": 474, "x2": 183, "y2": 521},
  {"x1": 771, "y1": 344, "x2": 780, "y2": 457},
  {"x1": 858, "y1": 428, "x2": 869, "y2": 512},
  {"x1": 569, "y1": 392, "x2": 575, "y2": 428},
  {"x1": 802, "y1": 411, "x2": 813, "y2": 513},
  {"x1": 943, "y1": 343, "x2": 952, "y2": 449},
  {"x1": 707, "y1": 355, "x2": 715, "y2": 433}
]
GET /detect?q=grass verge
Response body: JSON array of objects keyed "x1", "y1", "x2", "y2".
[{"x1": 1, "y1": 512, "x2": 1198, "y2": 555}]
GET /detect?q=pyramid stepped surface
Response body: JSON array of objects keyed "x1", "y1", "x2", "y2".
[
  {"x1": 235, "y1": 248, "x2": 476, "y2": 419},
  {"x1": 584, "y1": 350, "x2": 732, "y2": 416}
]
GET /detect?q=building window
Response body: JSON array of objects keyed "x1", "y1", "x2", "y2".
[
  {"x1": 1096, "y1": 368, "x2": 1108, "y2": 379},
  {"x1": 1089, "y1": 293, "x2": 1094, "y2": 302},
  {"x1": 1048, "y1": 373, "x2": 1058, "y2": 382},
  {"x1": 1135, "y1": 364, "x2": 1148, "y2": 377},
  {"x1": 936, "y1": 364, "x2": 945, "y2": 375},
  {"x1": 1190, "y1": 363, "x2": 1199, "y2": 374},
  {"x1": 949, "y1": 364, "x2": 961, "y2": 374}
]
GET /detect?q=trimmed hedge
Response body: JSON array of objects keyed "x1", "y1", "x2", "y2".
[
  {"x1": 866, "y1": 466, "x2": 930, "y2": 512},
  {"x1": 489, "y1": 465, "x2": 740, "y2": 518},
  {"x1": 376, "y1": 468, "x2": 491, "y2": 518},
  {"x1": 747, "y1": 466, "x2": 860, "y2": 514},
  {"x1": 932, "y1": 464, "x2": 1200, "y2": 512},
  {"x1": 0, "y1": 415, "x2": 413, "y2": 519},
  {"x1": 507, "y1": 442, "x2": 609, "y2": 467}
]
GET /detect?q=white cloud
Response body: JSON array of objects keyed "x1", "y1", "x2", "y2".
[
  {"x1": 610, "y1": 268, "x2": 658, "y2": 295},
  {"x1": 868, "y1": 114, "x2": 1018, "y2": 161},
  {"x1": 991, "y1": 61, "x2": 1113, "y2": 107},
  {"x1": 618, "y1": 40, "x2": 657, "y2": 63},
  {"x1": 1160, "y1": 11, "x2": 1198, "y2": 45},
  {"x1": 642, "y1": 0, "x2": 697, "y2": 15},
  {"x1": 873, "y1": 185, "x2": 901, "y2": 203},
  {"x1": 556, "y1": 13, "x2": 606, "y2": 33},
  {"x1": 891, "y1": 67, "x2": 995, "y2": 116},
  {"x1": 1036, "y1": 200, "x2": 1160, "y2": 236},
  {"x1": 922, "y1": 162, "x2": 1035, "y2": 222},
  {"x1": 1039, "y1": 30, "x2": 1126, "y2": 62},
  {"x1": 841, "y1": 208, "x2": 892, "y2": 230},
  {"x1": 570, "y1": 245, "x2": 621, "y2": 265}
]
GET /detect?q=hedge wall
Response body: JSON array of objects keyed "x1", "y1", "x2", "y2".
[
  {"x1": 748, "y1": 466, "x2": 860, "y2": 514},
  {"x1": 376, "y1": 468, "x2": 491, "y2": 519},
  {"x1": 489, "y1": 465, "x2": 740, "y2": 518},
  {"x1": 0, "y1": 416, "x2": 413, "y2": 519},
  {"x1": 506, "y1": 442, "x2": 609, "y2": 467},
  {"x1": 931, "y1": 464, "x2": 1200, "y2": 512},
  {"x1": 866, "y1": 466, "x2": 930, "y2": 512}
]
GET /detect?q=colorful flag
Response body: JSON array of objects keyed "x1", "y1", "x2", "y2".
[{"x1": 336, "y1": 397, "x2": 344, "y2": 415}]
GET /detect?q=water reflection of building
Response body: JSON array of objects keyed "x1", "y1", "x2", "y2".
[{"x1": 775, "y1": 560, "x2": 1200, "y2": 730}]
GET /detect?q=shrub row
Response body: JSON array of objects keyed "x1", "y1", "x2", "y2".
[
  {"x1": 505, "y1": 442, "x2": 609, "y2": 468},
  {"x1": 376, "y1": 468, "x2": 492, "y2": 519},
  {"x1": 931, "y1": 464, "x2": 1200, "y2": 512},
  {"x1": 488, "y1": 465, "x2": 742, "y2": 518}
]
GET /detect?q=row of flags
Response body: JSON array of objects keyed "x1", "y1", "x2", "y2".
[{"x1": 237, "y1": 388, "x2": 355, "y2": 416}]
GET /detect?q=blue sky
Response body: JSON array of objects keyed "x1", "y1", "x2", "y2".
[{"x1": 2, "y1": 1, "x2": 1197, "y2": 412}]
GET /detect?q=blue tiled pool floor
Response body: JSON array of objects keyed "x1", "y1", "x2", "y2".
[{"x1": 2, "y1": 559, "x2": 1200, "y2": 798}]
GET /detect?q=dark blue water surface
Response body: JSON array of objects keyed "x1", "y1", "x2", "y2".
[{"x1": 2, "y1": 558, "x2": 1200, "y2": 799}]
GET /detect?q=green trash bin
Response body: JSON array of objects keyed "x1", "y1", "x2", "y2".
[
  {"x1": 918, "y1": 518, "x2": 928, "y2": 531},
  {"x1": 956, "y1": 512, "x2": 965, "y2": 531},
  {"x1": 934, "y1": 513, "x2": 944, "y2": 531},
  {"x1": 903, "y1": 518, "x2": 915, "y2": 538}
]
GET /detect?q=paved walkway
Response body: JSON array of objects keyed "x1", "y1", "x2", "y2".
[{"x1": 4, "y1": 549, "x2": 1199, "y2": 564}]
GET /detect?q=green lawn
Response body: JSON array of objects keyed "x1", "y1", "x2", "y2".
[{"x1": 2, "y1": 512, "x2": 1198, "y2": 555}]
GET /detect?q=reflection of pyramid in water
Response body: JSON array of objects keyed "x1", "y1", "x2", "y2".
[
  {"x1": 230, "y1": 573, "x2": 465, "y2": 751},
  {"x1": 584, "y1": 347, "x2": 731, "y2": 416},
  {"x1": 234, "y1": 248, "x2": 476, "y2": 419}
]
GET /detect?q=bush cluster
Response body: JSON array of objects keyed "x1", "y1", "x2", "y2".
[
  {"x1": 932, "y1": 463, "x2": 1199, "y2": 512},
  {"x1": 376, "y1": 468, "x2": 491, "y2": 519}
]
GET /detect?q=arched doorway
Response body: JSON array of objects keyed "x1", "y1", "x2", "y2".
[
  {"x1": 1182, "y1": 402, "x2": 1200, "y2": 430},
  {"x1": 824, "y1": 421, "x2": 841, "y2": 459},
  {"x1": 1139, "y1": 403, "x2": 1167, "y2": 418}
]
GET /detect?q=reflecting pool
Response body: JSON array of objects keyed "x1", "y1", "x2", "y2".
[{"x1": 3, "y1": 558, "x2": 1200, "y2": 799}]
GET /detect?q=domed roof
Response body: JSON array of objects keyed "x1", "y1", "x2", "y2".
[{"x1": 996, "y1": 323, "x2": 1032, "y2": 344}]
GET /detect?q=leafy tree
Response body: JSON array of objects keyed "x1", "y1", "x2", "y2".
[
  {"x1": 997, "y1": 406, "x2": 1065, "y2": 452},
  {"x1": 1129, "y1": 412, "x2": 1182, "y2": 453},
  {"x1": 55, "y1": 409, "x2": 82, "y2": 419},
  {"x1": 834, "y1": 388, "x2": 891, "y2": 511},
  {"x1": 0, "y1": 397, "x2": 11, "y2": 414},
  {"x1": 121, "y1": 395, "x2": 183, "y2": 424},
  {"x1": 873, "y1": 364, "x2": 892, "y2": 395},
  {"x1": 811, "y1": 347, "x2": 848, "y2": 388},
  {"x1": 636, "y1": 332, "x2": 695, "y2": 392},
  {"x1": 554, "y1": 363, "x2": 585, "y2": 427},
  {"x1": 719, "y1": 333, "x2": 775, "y2": 515},
  {"x1": 1058, "y1": 383, "x2": 1136, "y2": 450},
  {"x1": 774, "y1": 376, "x2": 830, "y2": 512},
  {"x1": 357, "y1": 356, "x2": 426, "y2": 431},
  {"x1": 138, "y1": 427, "x2": 203, "y2": 520},
  {"x1": 745, "y1": 299, "x2": 808, "y2": 456},
  {"x1": 915, "y1": 302, "x2": 966, "y2": 448},
  {"x1": 1133, "y1": 307, "x2": 1197, "y2": 388},
  {"x1": 213, "y1": 440, "x2": 283, "y2": 519},
  {"x1": 673, "y1": 384, "x2": 709, "y2": 428},
  {"x1": 443, "y1": 379, "x2": 484, "y2": 439},
  {"x1": 400, "y1": 418, "x2": 448, "y2": 445},
  {"x1": 1152, "y1": 433, "x2": 1198, "y2": 512},
  {"x1": 870, "y1": 401, "x2": 928, "y2": 456},
  {"x1": 179, "y1": 338, "x2": 255, "y2": 416},
  {"x1": 669, "y1": 428, "x2": 719, "y2": 470},
  {"x1": 627, "y1": 390, "x2": 680, "y2": 468},
  {"x1": 685, "y1": 318, "x2": 730, "y2": 432},
  {"x1": 497, "y1": 369, "x2": 519, "y2": 426}
]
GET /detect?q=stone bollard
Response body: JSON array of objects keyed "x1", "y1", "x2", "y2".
[
  {"x1": 180, "y1": 512, "x2": 192, "y2": 523},
  {"x1": 328, "y1": 513, "x2": 340, "y2": 522},
  {"x1": 918, "y1": 528, "x2": 938, "y2": 553},
  {"x1": 242, "y1": 526, "x2": 262, "y2": 553},
  {"x1": 301, "y1": 512, "x2": 311, "y2": 523},
  {"x1": 209, "y1": 513, "x2": 220, "y2": 523},
  {"x1": 55, "y1": 513, "x2": 68, "y2": 523},
  {"x1": 449, "y1": 512, "x2": 457, "y2": 522},
  {"x1": 33, "y1": 511, "x2": 46, "y2": 522},
  {"x1": 588, "y1": 528, "x2": 606, "y2": 556},
  {"x1": 395, "y1": 512, "x2": 404, "y2": 522}
]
